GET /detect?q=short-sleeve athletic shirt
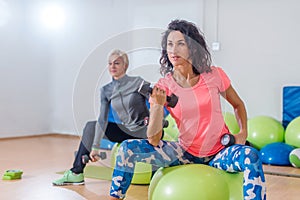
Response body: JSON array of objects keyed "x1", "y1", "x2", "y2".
[{"x1": 156, "y1": 67, "x2": 231, "y2": 157}]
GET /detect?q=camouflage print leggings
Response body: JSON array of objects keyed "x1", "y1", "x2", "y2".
[{"x1": 110, "y1": 139, "x2": 266, "y2": 200}]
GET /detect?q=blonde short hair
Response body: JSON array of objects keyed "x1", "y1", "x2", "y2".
[{"x1": 108, "y1": 49, "x2": 129, "y2": 69}]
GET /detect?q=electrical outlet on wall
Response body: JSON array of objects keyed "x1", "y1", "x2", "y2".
[{"x1": 212, "y1": 42, "x2": 220, "y2": 51}]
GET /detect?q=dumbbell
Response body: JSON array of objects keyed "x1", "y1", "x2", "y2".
[
  {"x1": 82, "y1": 152, "x2": 107, "y2": 164},
  {"x1": 144, "y1": 116, "x2": 169, "y2": 128},
  {"x1": 221, "y1": 134, "x2": 235, "y2": 147},
  {"x1": 2, "y1": 169, "x2": 23, "y2": 180},
  {"x1": 138, "y1": 81, "x2": 178, "y2": 108}
]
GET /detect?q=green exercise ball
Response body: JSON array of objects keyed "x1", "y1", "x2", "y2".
[
  {"x1": 163, "y1": 114, "x2": 179, "y2": 141},
  {"x1": 111, "y1": 143, "x2": 152, "y2": 184},
  {"x1": 285, "y1": 117, "x2": 300, "y2": 148},
  {"x1": 247, "y1": 116, "x2": 284, "y2": 149},
  {"x1": 149, "y1": 164, "x2": 243, "y2": 200},
  {"x1": 289, "y1": 148, "x2": 300, "y2": 168},
  {"x1": 223, "y1": 112, "x2": 240, "y2": 134}
]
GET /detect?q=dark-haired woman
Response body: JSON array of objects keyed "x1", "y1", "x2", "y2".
[{"x1": 109, "y1": 20, "x2": 266, "y2": 200}]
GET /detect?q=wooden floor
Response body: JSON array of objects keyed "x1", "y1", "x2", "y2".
[{"x1": 1, "y1": 134, "x2": 300, "y2": 200}]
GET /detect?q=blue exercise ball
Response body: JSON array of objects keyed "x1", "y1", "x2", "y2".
[{"x1": 260, "y1": 142, "x2": 294, "y2": 166}]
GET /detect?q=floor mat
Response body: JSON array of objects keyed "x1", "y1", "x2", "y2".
[
  {"x1": 57, "y1": 165, "x2": 113, "y2": 181},
  {"x1": 58, "y1": 164, "x2": 300, "y2": 180}
]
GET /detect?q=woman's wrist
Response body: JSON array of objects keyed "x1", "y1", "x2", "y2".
[{"x1": 147, "y1": 104, "x2": 164, "y2": 138}]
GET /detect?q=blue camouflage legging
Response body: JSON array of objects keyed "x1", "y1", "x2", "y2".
[{"x1": 110, "y1": 139, "x2": 266, "y2": 200}]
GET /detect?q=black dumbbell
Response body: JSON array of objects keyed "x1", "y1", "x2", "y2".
[
  {"x1": 221, "y1": 134, "x2": 235, "y2": 147},
  {"x1": 144, "y1": 116, "x2": 169, "y2": 128},
  {"x1": 138, "y1": 81, "x2": 178, "y2": 108},
  {"x1": 163, "y1": 119, "x2": 169, "y2": 128},
  {"x1": 82, "y1": 152, "x2": 107, "y2": 164}
]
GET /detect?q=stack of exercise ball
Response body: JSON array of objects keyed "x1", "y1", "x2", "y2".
[{"x1": 246, "y1": 115, "x2": 300, "y2": 167}]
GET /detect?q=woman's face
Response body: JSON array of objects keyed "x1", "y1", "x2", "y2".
[
  {"x1": 108, "y1": 54, "x2": 127, "y2": 79},
  {"x1": 166, "y1": 30, "x2": 191, "y2": 67}
]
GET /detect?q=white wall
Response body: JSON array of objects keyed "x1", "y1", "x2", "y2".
[
  {"x1": 0, "y1": 0, "x2": 299, "y2": 138},
  {"x1": 0, "y1": 1, "x2": 53, "y2": 137},
  {"x1": 49, "y1": 0, "x2": 133, "y2": 135},
  {"x1": 204, "y1": 0, "x2": 300, "y2": 118},
  {"x1": 52, "y1": 0, "x2": 206, "y2": 135}
]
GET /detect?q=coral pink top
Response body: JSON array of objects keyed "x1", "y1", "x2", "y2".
[{"x1": 156, "y1": 67, "x2": 231, "y2": 157}]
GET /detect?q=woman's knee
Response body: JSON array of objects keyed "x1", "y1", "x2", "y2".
[
  {"x1": 120, "y1": 139, "x2": 148, "y2": 150},
  {"x1": 119, "y1": 139, "x2": 133, "y2": 150},
  {"x1": 241, "y1": 145, "x2": 261, "y2": 164},
  {"x1": 118, "y1": 139, "x2": 139, "y2": 156},
  {"x1": 118, "y1": 139, "x2": 153, "y2": 160}
]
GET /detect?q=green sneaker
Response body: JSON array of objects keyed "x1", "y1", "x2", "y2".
[{"x1": 52, "y1": 170, "x2": 84, "y2": 186}]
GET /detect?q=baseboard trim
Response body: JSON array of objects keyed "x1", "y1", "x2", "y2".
[{"x1": 0, "y1": 133, "x2": 79, "y2": 141}]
